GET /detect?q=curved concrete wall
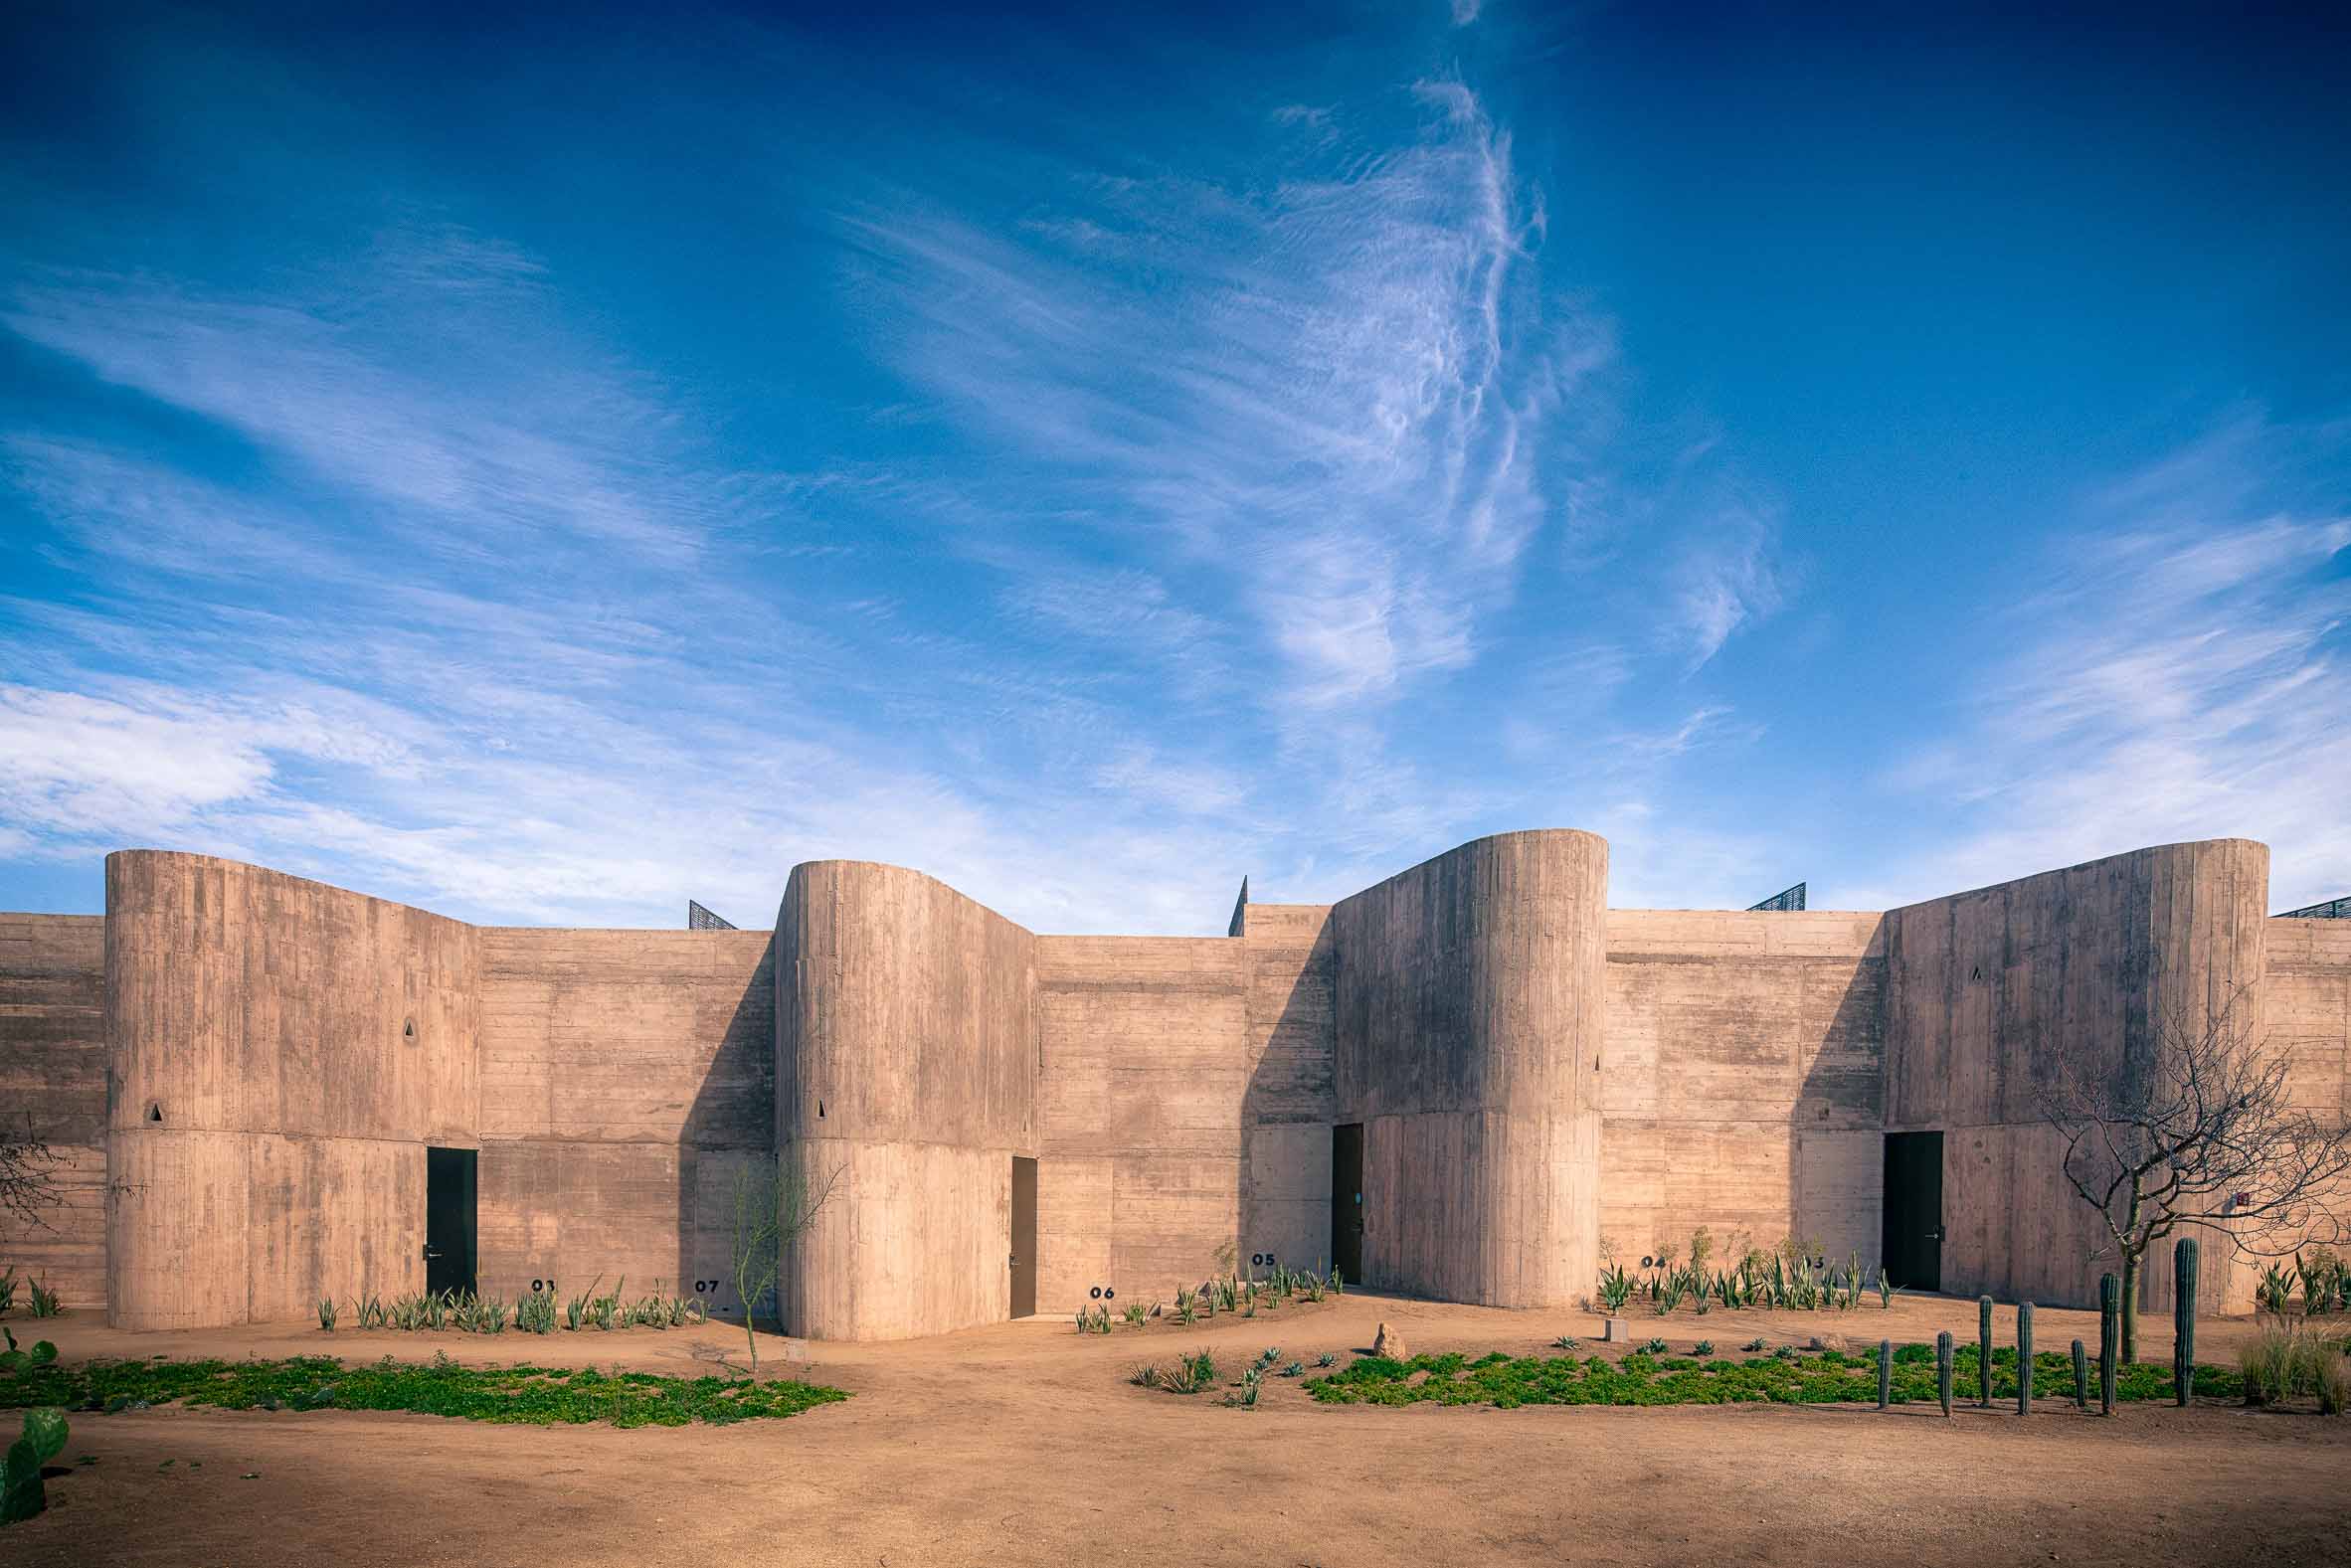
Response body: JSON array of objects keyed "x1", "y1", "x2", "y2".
[
  {"x1": 105, "y1": 852, "x2": 478, "y2": 1328},
  {"x1": 777, "y1": 861, "x2": 1036, "y2": 1340},
  {"x1": 1884, "y1": 838, "x2": 2269, "y2": 1311},
  {"x1": 1331, "y1": 829, "x2": 1607, "y2": 1307}
]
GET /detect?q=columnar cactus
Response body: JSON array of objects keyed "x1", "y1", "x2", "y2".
[
  {"x1": 1978, "y1": 1295, "x2": 1994, "y2": 1407},
  {"x1": 1936, "y1": 1329, "x2": 1953, "y2": 1418},
  {"x1": 2098, "y1": 1272, "x2": 2119, "y2": 1416},
  {"x1": 2017, "y1": 1302, "x2": 2034, "y2": 1416},
  {"x1": 1878, "y1": 1338, "x2": 1893, "y2": 1410},
  {"x1": 2173, "y1": 1235, "x2": 2199, "y2": 1406},
  {"x1": 2072, "y1": 1338, "x2": 2087, "y2": 1409}
]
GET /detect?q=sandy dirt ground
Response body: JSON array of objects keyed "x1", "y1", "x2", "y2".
[{"x1": 5, "y1": 1292, "x2": 2344, "y2": 1567}]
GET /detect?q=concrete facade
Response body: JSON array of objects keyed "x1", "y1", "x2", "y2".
[{"x1": 0, "y1": 831, "x2": 2344, "y2": 1337}]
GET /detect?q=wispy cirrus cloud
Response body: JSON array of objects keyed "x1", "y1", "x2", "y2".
[
  {"x1": 1855, "y1": 414, "x2": 2351, "y2": 912},
  {"x1": 850, "y1": 78, "x2": 1600, "y2": 717}
]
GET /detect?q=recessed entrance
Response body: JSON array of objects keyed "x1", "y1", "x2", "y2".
[
  {"x1": 1332, "y1": 1123, "x2": 1363, "y2": 1283},
  {"x1": 424, "y1": 1146, "x2": 477, "y2": 1299},
  {"x1": 1009, "y1": 1155, "x2": 1037, "y2": 1318},
  {"x1": 1881, "y1": 1131, "x2": 1943, "y2": 1293}
]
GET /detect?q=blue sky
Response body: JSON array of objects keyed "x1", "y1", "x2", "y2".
[{"x1": 3, "y1": 3, "x2": 2347, "y2": 933}]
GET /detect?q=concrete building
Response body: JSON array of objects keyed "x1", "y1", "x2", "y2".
[{"x1": 2, "y1": 831, "x2": 2344, "y2": 1338}]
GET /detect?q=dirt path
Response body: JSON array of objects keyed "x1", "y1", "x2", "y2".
[{"x1": 6, "y1": 1294, "x2": 2343, "y2": 1567}]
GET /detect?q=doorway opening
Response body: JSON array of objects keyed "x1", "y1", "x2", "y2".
[
  {"x1": 425, "y1": 1146, "x2": 477, "y2": 1299},
  {"x1": 1881, "y1": 1131, "x2": 1943, "y2": 1293},
  {"x1": 1332, "y1": 1124, "x2": 1363, "y2": 1283},
  {"x1": 1010, "y1": 1155, "x2": 1037, "y2": 1318}
]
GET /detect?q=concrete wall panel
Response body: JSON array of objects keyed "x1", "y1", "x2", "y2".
[
  {"x1": 104, "y1": 853, "x2": 480, "y2": 1327},
  {"x1": 0, "y1": 914, "x2": 106, "y2": 1305},
  {"x1": 1334, "y1": 831, "x2": 1608, "y2": 1307},
  {"x1": 779, "y1": 862, "x2": 1036, "y2": 1339},
  {"x1": 1886, "y1": 840, "x2": 2271, "y2": 1310}
]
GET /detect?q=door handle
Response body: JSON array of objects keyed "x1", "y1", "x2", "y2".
[{"x1": 423, "y1": 1246, "x2": 442, "y2": 1261}]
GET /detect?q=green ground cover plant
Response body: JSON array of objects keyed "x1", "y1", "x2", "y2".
[
  {"x1": 0, "y1": 1351, "x2": 846, "y2": 1429},
  {"x1": 1304, "y1": 1344, "x2": 2248, "y2": 1410}
]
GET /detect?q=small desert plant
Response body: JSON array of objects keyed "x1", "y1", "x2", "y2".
[
  {"x1": 564, "y1": 1280, "x2": 598, "y2": 1331},
  {"x1": 1279, "y1": 1361, "x2": 1303, "y2": 1377},
  {"x1": 1128, "y1": 1362, "x2": 1162, "y2": 1388},
  {"x1": 1741, "y1": 1337, "x2": 1766, "y2": 1352},
  {"x1": 1597, "y1": 1263, "x2": 1633, "y2": 1313},
  {"x1": 2257, "y1": 1262, "x2": 2296, "y2": 1315},
  {"x1": 1122, "y1": 1302, "x2": 1148, "y2": 1326},
  {"x1": 1316, "y1": 1352, "x2": 1336, "y2": 1367},
  {"x1": 1158, "y1": 1348, "x2": 1215, "y2": 1395},
  {"x1": 0, "y1": 1270, "x2": 16, "y2": 1318},
  {"x1": 1640, "y1": 1337, "x2": 1669, "y2": 1355},
  {"x1": 24, "y1": 1280, "x2": 62, "y2": 1320},
  {"x1": 316, "y1": 1297, "x2": 339, "y2": 1331},
  {"x1": 1225, "y1": 1367, "x2": 1262, "y2": 1408},
  {"x1": 2239, "y1": 1319, "x2": 2349, "y2": 1406},
  {"x1": 1693, "y1": 1339, "x2": 1715, "y2": 1356},
  {"x1": 1875, "y1": 1267, "x2": 1898, "y2": 1309},
  {"x1": 1, "y1": 1405, "x2": 69, "y2": 1524},
  {"x1": 1552, "y1": 1335, "x2": 1580, "y2": 1350},
  {"x1": 425, "y1": 1291, "x2": 449, "y2": 1331},
  {"x1": 516, "y1": 1292, "x2": 555, "y2": 1334},
  {"x1": 356, "y1": 1294, "x2": 387, "y2": 1330},
  {"x1": 1330, "y1": 1268, "x2": 1344, "y2": 1296}
]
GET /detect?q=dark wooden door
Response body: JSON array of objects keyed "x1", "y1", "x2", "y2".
[
  {"x1": 425, "y1": 1146, "x2": 477, "y2": 1298},
  {"x1": 1332, "y1": 1124, "x2": 1363, "y2": 1282},
  {"x1": 1881, "y1": 1132, "x2": 1943, "y2": 1292},
  {"x1": 1010, "y1": 1156, "x2": 1037, "y2": 1318}
]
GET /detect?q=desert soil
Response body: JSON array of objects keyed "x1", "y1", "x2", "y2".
[{"x1": 5, "y1": 1293, "x2": 2344, "y2": 1567}]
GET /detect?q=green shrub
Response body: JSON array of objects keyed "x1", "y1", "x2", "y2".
[
  {"x1": 24, "y1": 1281, "x2": 62, "y2": 1320},
  {"x1": 1303, "y1": 1343, "x2": 2246, "y2": 1410},
  {"x1": 0, "y1": 1352, "x2": 844, "y2": 1428}
]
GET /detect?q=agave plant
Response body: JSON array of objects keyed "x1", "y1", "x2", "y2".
[
  {"x1": 1597, "y1": 1262, "x2": 1634, "y2": 1312},
  {"x1": 316, "y1": 1296, "x2": 340, "y2": 1331}
]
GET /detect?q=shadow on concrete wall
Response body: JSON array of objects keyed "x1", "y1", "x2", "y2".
[
  {"x1": 1235, "y1": 919, "x2": 1341, "y2": 1280},
  {"x1": 1787, "y1": 946, "x2": 1892, "y2": 1284},
  {"x1": 675, "y1": 935, "x2": 778, "y2": 1325}
]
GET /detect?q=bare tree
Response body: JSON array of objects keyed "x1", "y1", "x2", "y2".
[
  {"x1": 2039, "y1": 984, "x2": 2351, "y2": 1362},
  {"x1": 728, "y1": 1146, "x2": 844, "y2": 1377},
  {"x1": 0, "y1": 1114, "x2": 63, "y2": 1233}
]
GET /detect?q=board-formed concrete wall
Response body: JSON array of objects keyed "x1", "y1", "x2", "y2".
[
  {"x1": 475, "y1": 928, "x2": 774, "y2": 1310},
  {"x1": 1884, "y1": 839, "x2": 2271, "y2": 1313},
  {"x1": 0, "y1": 914, "x2": 107, "y2": 1306},
  {"x1": 104, "y1": 851, "x2": 479, "y2": 1329},
  {"x1": 1600, "y1": 909, "x2": 1886, "y2": 1271},
  {"x1": 777, "y1": 861, "x2": 1038, "y2": 1340},
  {"x1": 9, "y1": 828, "x2": 2340, "y2": 1339},
  {"x1": 1035, "y1": 936, "x2": 1245, "y2": 1310},
  {"x1": 1331, "y1": 830, "x2": 1608, "y2": 1308}
]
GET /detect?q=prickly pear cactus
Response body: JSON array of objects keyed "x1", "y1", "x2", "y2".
[
  {"x1": 1, "y1": 1406, "x2": 69, "y2": 1525},
  {"x1": 1936, "y1": 1329, "x2": 1953, "y2": 1417}
]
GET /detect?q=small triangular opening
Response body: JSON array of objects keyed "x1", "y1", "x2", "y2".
[
  {"x1": 403, "y1": 1017, "x2": 417, "y2": 1040},
  {"x1": 146, "y1": 1103, "x2": 163, "y2": 1123}
]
